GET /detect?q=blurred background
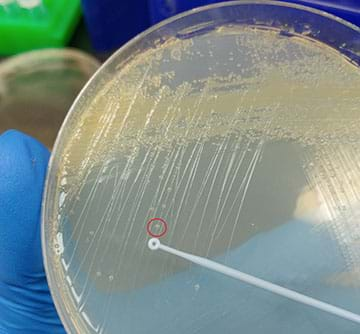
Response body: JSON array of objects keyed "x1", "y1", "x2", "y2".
[{"x1": 0, "y1": 0, "x2": 359, "y2": 148}]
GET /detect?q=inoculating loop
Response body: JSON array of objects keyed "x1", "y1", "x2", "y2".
[{"x1": 148, "y1": 238, "x2": 161, "y2": 250}]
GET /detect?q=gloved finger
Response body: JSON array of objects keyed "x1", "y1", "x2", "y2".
[
  {"x1": 0, "y1": 130, "x2": 65, "y2": 334},
  {"x1": 0, "y1": 130, "x2": 49, "y2": 284}
]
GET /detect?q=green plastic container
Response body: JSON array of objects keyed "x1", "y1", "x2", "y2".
[{"x1": 0, "y1": 0, "x2": 81, "y2": 55}]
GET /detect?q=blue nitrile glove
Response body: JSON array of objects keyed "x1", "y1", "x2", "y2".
[{"x1": 0, "y1": 130, "x2": 65, "y2": 334}]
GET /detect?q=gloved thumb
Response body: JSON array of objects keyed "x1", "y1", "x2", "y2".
[{"x1": 0, "y1": 130, "x2": 64, "y2": 333}]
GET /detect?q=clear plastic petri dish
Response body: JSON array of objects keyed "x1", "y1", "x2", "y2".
[
  {"x1": 0, "y1": 48, "x2": 100, "y2": 149},
  {"x1": 42, "y1": 1, "x2": 360, "y2": 333}
]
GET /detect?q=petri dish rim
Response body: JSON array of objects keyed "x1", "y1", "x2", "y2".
[
  {"x1": 0, "y1": 48, "x2": 100, "y2": 78},
  {"x1": 41, "y1": 2, "x2": 360, "y2": 333},
  {"x1": 0, "y1": 48, "x2": 100, "y2": 148}
]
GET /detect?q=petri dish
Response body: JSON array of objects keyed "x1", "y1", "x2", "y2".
[
  {"x1": 42, "y1": 1, "x2": 360, "y2": 333},
  {"x1": 0, "y1": 48, "x2": 99, "y2": 149}
]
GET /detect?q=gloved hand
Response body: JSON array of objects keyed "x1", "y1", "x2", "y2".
[{"x1": 0, "y1": 130, "x2": 65, "y2": 334}]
